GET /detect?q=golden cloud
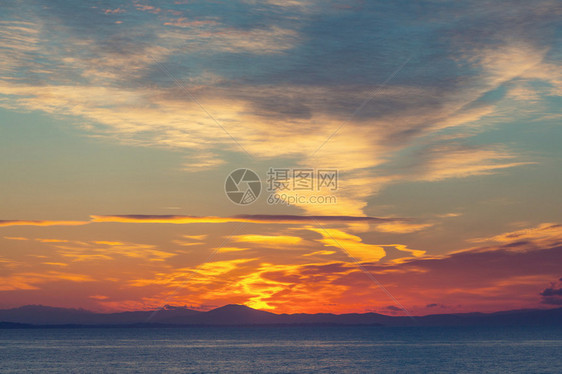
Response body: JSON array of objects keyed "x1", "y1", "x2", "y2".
[
  {"x1": 232, "y1": 234, "x2": 302, "y2": 246},
  {"x1": 0, "y1": 220, "x2": 89, "y2": 227}
]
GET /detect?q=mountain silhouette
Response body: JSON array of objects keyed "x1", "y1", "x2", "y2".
[
  {"x1": 1, "y1": 304, "x2": 561, "y2": 327},
  {"x1": 199, "y1": 304, "x2": 278, "y2": 325}
]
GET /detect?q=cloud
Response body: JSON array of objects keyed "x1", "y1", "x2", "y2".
[
  {"x1": 386, "y1": 305, "x2": 401, "y2": 312},
  {"x1": 0, "y1": 0, "x2": 559, "y2": 245},
  {"x1": 172, "y1": 234, "x2": 208, "y2": 247},
  {"x1": 36, "y1": 239, "x2": 69, "y2": 243},
  {"x1": 0, "y1": 214, "x2": 406, "y2": 229},
  {"x1": 436, "y1": 213, "x2": 462, "y2": 218},
  {"x1": 216, "y1": 247, "x2": 251, "y2": 253},
  {"x1": 0, "y1": 220, "x2": 89, "y2": 227},
  {"x1": 163, "y1": 19, "x2": 218, "y2": 28},
  {"x1": 0, "y1": 271, "x2": 94, "y2": 291},
  {"x1": 387, "y1": 245, "x2": 426, "y2": 260},
  {"x1": 470, "y1": 42, "x2": 549, "y2": 89},
  {"x1": 409, "y1": 144, "x2": 536, "y2": 182},
  {"x1": 470, "y1": 223, "x2": 562, "y2": 247},
  {"x1": 306, "y1": 227, "x2": 387, "y2": 262},
  {"x1": 181, "y1": 152, "x2": 226, "y2": 171},
  {"x1": 104, "y1": 8, "x2": 125, "y2": 15},
  {"x1": 303, "y1": 250, "x2": 336, "y2": 257},
  {"x1": 541, "y1": 288, "x2": 562, "y2": 297},
  {"x1": 134, "y1": 4, "x2": 161, "y2": 13},
  {"x1": 375, "y1": 222, "x2": 433, "y2": 234},
  {"x1": 182, "y1": 235, "x2": 207, "y2": 241},
  {"x1": 236, "y1": 222, "x2": 562, "y2": 313},
  {"x1": 232, "y1": 234, "x2": 302, "y2": 246},
  {"x1": 540, "y1": 278, "x2": 562, "y2": 305},
  {"x1": 42, "y1": 262, "x2": 68, "y2": 267},
  {"x1": 231, "y1": 261, "x2": 353, "y2": 311},
  {"x1": 129, "y1": 258, "x2": 256, "y2": 290},
  {"x1": 426, "y1": 303, "x2": 445, "y2": 309},
  {"x1": 0, "y1": 215, "x2": 420, "y2": 244},
  {"x1": 1, "y1": 1, "x2": 558, "y2": 219},
  {"x1": 3, "y1": 222, "x2": 559, "y2": 314},
  {"x1": 164, "y1": 25, "x2": 299, "y2": 54},
  {"x1": 237, "y1": 215, "x2": 394, "y2": 223},
  {"x1": 54, "y1": 240, "x2": 177, "y2": 263},
  {"x1": 89, "y1": 214, "x2": 400, "y2": 225}
]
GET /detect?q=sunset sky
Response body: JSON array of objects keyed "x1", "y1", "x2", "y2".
[{"x1": 1, "y1": 0, "x2": 561, "y2": 315}]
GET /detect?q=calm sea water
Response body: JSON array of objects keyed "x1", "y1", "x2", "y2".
[{"x1": 1, "y1": 326, "x2": 561, "y2": 373}]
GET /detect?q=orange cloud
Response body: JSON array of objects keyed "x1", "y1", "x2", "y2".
[
  {"x1": 89, "y1": 214, "x2": 395, "y2": 225},
  {"x1": 54, "y1": 240, "x2": 177, "y2": 262},
  {"x1": 182, "y1": 235, "x2": 208, "y2": 241},
  {"x1": 129, "y1": 258, "x2": 256, "y2": 289},
  {"x1": 303, "y1": 250, "x2": 336, "y2": 256},
  {"x1": 375, "y1": 222, "x2": 433, "y2": 234},
  {"x1": 307, "y1": 227, "x2": 386, "y2": 262},
  {"x1": 42, "y1": 262, "x2": 69, "y2": 267},
  {"x1": 0, "y1": 220, "x2": 88, "y2": 227},
  {"x1": 234, "y1": 261, "x2": 356, "y2": 312},
  {"x1": 36, "y1": 238, "x2": 70, "y2": 243},
  {"x1": 93, "y1": 241, "x2": 126, "y2": 246},
  {"x1": 3, "y1": 209, "x2": 559, "y2": 315},
  {"x1": 90, "y1": 215, "x2": 236, "y2": 224},
  {"x1": 0, "y1": 271, "x2": 94, "y2": 291},
  {"x1": 172, "y1": 234, "x2": 208, "y2": 247},
  {"x1": 217, "y1": 247, "x2": 251, "y2": 253},
  {"x1": 232, "y1": 234, "x2": 302, "y2": 246}
]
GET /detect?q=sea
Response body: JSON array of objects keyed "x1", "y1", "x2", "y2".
[{"x1": 1, "y1": 325, "x2": 561, "y2": 373}]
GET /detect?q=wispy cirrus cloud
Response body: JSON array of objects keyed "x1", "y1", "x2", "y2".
[
  {"x1": 0, "y1": 271, "x2": 94, "y2": 291},
  {"x1": 469, "y1": 223, "x2": 562, "y2": 247},
  {"x1": 53, "y1": 240, "x2": 177, "y2": 263},
  {"x1": 374, "y1": 222, "x2": 434, "y2": 234},
  {"x1": 3, "y1": 236, "x2": 29, "y2": 240},
  {"x1": 409, "y1": 144, "x2": 536, "y2": 182},
  {"x1": 163, "y1": 25, "x2": 299, "y2": 54}
]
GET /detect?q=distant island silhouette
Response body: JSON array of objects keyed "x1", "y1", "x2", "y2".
[{"x1": 1, "y1": 304, "x2": 561, "y2": 328}]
